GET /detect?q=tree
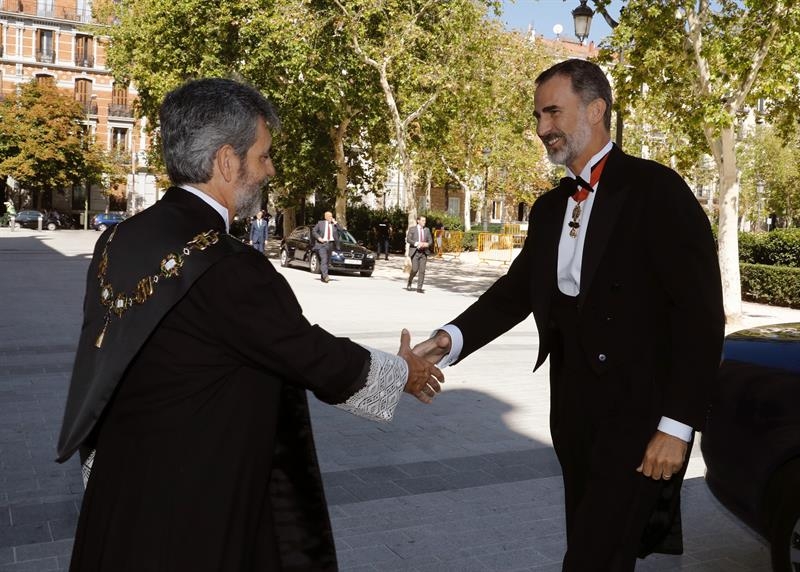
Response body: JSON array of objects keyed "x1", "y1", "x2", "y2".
[
  {"x1": 0, "y1": 80, "x2": 108, "y2": 208},
  {"x1": 103, "y1": 0, "x2": 388, "y2": 228},
  {"x1": 417, "y1": 25, "x2": 552, "y2": 230},
  {"x1": 600, "y1": 0, "x2": 800, "y2": 322},
  {"x1": 739, "y1": 124, "x2": 800, "y2": 229},
  {"x1": 332, "y1": 0, "x2": 500, "y2": 227}
]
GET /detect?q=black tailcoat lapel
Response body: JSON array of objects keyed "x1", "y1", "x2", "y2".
[{"x1": 577, "y1": 145, "x2": 630, "y2": 308}]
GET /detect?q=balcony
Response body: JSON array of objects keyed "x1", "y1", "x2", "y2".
[
  {"x1": 81, "y1": 101, "x2": 99, "y2": 116},
  {"x1": 75, "y1": 55, "x2": 94, "y2": 68},
  {"x1": 36, "y1": 49, "x2": 55, "y2": 64},
  {"x1": 108, "y1": 104, "x2": 134, "y2": 118},
  {"x1": 0, "y1": 1, "x2": 95, "y2": 23}
]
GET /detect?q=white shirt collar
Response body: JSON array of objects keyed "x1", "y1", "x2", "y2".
[
  {"x1": 179, "y1": 185, "x2": 229, "y2": 232},
  {"x1": 566, "y1": 140, "x2": 613, "y2": 182}
]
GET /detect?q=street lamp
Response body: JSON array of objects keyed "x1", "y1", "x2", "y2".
[
  {"x1": 568, "y1": 0, "x2": 623, "y2": 149},
  {"x1": 482, "y1": 147, "x2": 491, "y2": 231},
  {"x1": 572, "y1": 0, "x2": 593, "y2": 44},
  {"x1": 756, "y1": 180, "x2": 765, "y2": 232}
]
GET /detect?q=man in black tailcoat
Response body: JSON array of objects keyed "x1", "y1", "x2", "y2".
[
  {"x1": 57, "y1": 78, "x2": 443, "y2": 572},
  {"x1": 414, "y1": 59, "x2": 724, "y2": 570}
]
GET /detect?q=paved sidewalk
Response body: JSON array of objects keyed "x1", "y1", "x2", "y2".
[{"x1": 1, "y1": 228, "x2": 795, "y2": 571}]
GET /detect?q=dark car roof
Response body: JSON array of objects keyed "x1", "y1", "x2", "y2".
[{"x1": 723, "y1": 322, "x2": 800, "y2": 373}]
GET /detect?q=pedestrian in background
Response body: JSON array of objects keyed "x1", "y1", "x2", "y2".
[
  {"x1": 376, "y1": 217, "x2": 392, "y2": 260},
  {"x1": 406, "y1": 215, "x2": 432, "y2": 293},
  {"x1": 249, "y1": 209, "x2": 268, "y2": 254},
  {"x1": 312, "y1": 211, "x2": 340, "y2": 283}
]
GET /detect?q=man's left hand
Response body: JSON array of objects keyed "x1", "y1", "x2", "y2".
[
  {"x1": 398, "y1": 329, "x2": 444, "y2": 404},
  {"x1": 636, "y1": 430, "x2": 688, "y2": 481}
]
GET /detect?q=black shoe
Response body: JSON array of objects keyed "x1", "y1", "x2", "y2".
[
  {"x1": 416, "y1": 289, "x2": 425, "y2": 293},
  {"x1": 385, "y1": 257, "x2": 388, "y2": 261},
  {"x1": 322, "y1": 277, "x2": 330, "y2": 283},
  {"x1": 406, "y1": 285, "x2": 413, "y2": 291}
]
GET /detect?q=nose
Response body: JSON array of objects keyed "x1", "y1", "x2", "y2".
[
  {"x1": 264, "y1": 159, "x2": 276, "y2": 178},
  {"x1": 535, "y1": 116, "x2": 550, "y2": 139}
]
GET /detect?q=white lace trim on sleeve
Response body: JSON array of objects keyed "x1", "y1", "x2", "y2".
[{"x1": 335, "y1": 348, "x2": 407, "y2": 422}]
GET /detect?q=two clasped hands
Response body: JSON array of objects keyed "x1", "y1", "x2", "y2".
[
  {"x1": 397, "y1": 328, "x2": 687, "y2": 483},
  {"x1": 396, "y1": 329, "x2": 451, "y2": 404}
]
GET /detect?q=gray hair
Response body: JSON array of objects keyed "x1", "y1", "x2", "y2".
[
  {"x1": 535, "y1": 59, "x2": 612, "y2": 131},
  {"x1": 159, "y1": 78, "x2": 280, "y2": 186}
]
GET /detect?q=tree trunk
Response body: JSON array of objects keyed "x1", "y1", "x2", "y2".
[
  {"x1": 714, "y1": 125, "x2": 743, "y2": 323},
  {"x1": 330, "y1": 116, "x2": 352, "y2": 228}
]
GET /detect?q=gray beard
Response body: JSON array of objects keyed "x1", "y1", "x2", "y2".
[
  {"x1": 235, "y1": 186, "x2": 263, "y2": 219},
  {"x1": 546, "y1": 117, "x2": 593, "y2": 167}
]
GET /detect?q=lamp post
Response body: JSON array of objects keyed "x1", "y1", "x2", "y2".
[
  {"x1": 482, "y1": 147, "x2": 491, "y2": 231},
  {"x1": 568, "y1": 0, "x2": 623, "y2": 149},
  {"x1": 756, "y1": 180, "x2": 765, "y2": 232}
]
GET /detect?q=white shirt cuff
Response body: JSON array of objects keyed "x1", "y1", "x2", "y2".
[
  {"x1": 433, "y1": 324, "x2": 463, "y2": 368},
  {"x1": 658, "y1": 416, "x2": 693, "y2": 442}
]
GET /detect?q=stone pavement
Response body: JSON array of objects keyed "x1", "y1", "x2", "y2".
[{"x1": 1, "y1": 227, "x2": 796, "y2": 571}]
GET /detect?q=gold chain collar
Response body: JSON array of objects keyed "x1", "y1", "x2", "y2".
[{"x1": 95, "y1": 225, "x2": 220, "y2": 348}]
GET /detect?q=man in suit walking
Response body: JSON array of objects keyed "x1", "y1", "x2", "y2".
[
  {"x1": 406, "y1": 215, "x2": 432, "y2": 293},
  {"x1": 249, "y1": 209, "x2": 268, "y2": 253},
  {"x1": 312, "y1": 211, "x2": 340, "y2": 283},
  {"x1": 414, "y1": 59, "x2": 724, "y2": 570},
  {"x1": 56, "y1": 78, "x2": 443, "y2": 572}
]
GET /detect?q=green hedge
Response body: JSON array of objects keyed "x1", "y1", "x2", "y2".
[
  {"x1": 740, "y1": 263, "x2": 800, "y2": 308},
  {"x1": 717, "y1": 228, "x2": 800, "y2": 267}
]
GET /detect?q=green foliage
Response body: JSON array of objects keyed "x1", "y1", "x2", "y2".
[
  {"x1": 422, "y1": 210, "x2": 463, "y2": 232},
  {"x1": 0, "y1": 80, "x2": 109, "y2": 203},
  {"x1": 740, "y1": 263, "x2": 800, "y2": 308}
]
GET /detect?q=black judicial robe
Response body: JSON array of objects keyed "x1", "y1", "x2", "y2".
[
  {"x1": 448, "y1": 145, "x2": 725, "y2": 558},
  {"x1": 57, "y1": 188, "x2": 372, "y2": 571}
]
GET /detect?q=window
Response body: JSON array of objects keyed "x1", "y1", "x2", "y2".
[
  {"x1": 37, "y1": 29, "x2": 55, "y2": 63},
  {"x1": 111, "y1": 127, "x2": 129, "y2": 152},
  {"x1": 37, "y1": 0, "x2": 55, "y2": 17},
  {"x1": 35, "y1": 74, "x2": 55, "y2": 86},
  {"x1": 447, "y1": 197, "x2": 460, "y2": 218},
  {"x1": 75, "y1": 35, "x2": 94, "y2": 67},
  {"x1": 74, "y1": 79, "x2": 96, "y2": 114},
  {"x1": 110, "y1": 82, "x2": 131, "y2": 117},
  {"x1": 77, "y1": 0, "x2": 93, "y2": 23}
]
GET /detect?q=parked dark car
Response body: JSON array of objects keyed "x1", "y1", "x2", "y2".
[
  {"x1": 12, "y1": 210, "x2": 66, "y2": 231},
  {"x1": 279, "y1": 225, "x2": 375, "y2": 277},
  {"x1": 701, "y1": 322, "x2": 800, "y2": 572},
  {"x1": 91, "y1": 212, "x2": 127, "y2": 231}
]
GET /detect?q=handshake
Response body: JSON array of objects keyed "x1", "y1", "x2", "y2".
[{"x1": 396, "y1": 329, "x2": 452, "y2": 404}]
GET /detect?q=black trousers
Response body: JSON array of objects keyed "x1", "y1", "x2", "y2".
[{"x1": 549, "y1": 291, "x2": 668, "y2": 572}]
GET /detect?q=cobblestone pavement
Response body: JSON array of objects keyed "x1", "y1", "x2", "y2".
[{"x1": 2, "y1": 228, "x2": 796, "y2": 571}]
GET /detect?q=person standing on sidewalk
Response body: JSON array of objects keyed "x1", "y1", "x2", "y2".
[
  {"x1": 312, "y1": 211, "x2": 340, "y2": 283},
  {"x1": 376, "y1": 217, "x2": 392, "y2": 260},
  {"x1": 414, "y1": 59, "x2": 724, "y2": 570},
  {"x1": 406, "y1": 215, "x2": 432, "y2": 293},
  {"x1": 56, "y1": 78, "x2": 443, "y2": 572},
  {"x1": 249, "y1": 209, "x2": 268, "y2": 254}
]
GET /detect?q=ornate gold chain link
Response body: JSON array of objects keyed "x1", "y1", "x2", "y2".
[{"x1": 94, "y1": 225, "x2": 220, "y2": 348}]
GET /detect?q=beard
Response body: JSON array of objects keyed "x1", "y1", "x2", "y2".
[
  {"x1": 234, "y1": 164, "x2": 268, "y2": 218},
  {"x1": 542, "y1": 116, "x2": 592, "y2": 167}
]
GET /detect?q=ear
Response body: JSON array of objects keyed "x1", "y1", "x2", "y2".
[
  {"x1": 215, "y1": 144, "x2": 239, "y2": 183},
  {"x1": 588, "y1": 98, "x2": 606, "y2": 126}
]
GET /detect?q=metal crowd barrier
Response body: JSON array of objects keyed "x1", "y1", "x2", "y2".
[{"x1": 477, "y1": 232, "x2": 514, "y2": 264}]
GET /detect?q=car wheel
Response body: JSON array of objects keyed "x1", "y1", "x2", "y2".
[
  {"x1": 97, "y1": 223, "x2": 107, "y2": 232},
  {"x1": 768, "y1": 460, "x2": 800, "y2": 572},
  {"x1": 360, "y1": 270, "x2": 373, "y2": 277},
  {"x1": 47, "y1": 222, "x2": 57, "y2": 231},
  {"x1": 309, "y1": 253, "x2": 320, "y2": 274},
  {"x1": 279, "y1": 248, "x2": 289, "y2": 267}
]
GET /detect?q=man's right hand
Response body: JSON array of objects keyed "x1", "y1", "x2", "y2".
[{"x1": 412, "y1": 330, "x2": 452, "y2": 365}]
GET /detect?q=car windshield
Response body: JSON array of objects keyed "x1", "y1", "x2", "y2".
[{"x1": 336, "y1": 229, "x2": 358, "y2": 245}]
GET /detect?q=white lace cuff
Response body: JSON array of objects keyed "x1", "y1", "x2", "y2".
[{"x1": 335, "y1": 348, "x2": 407, "y2": 422}]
